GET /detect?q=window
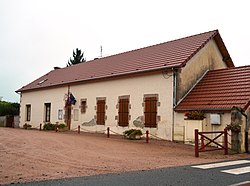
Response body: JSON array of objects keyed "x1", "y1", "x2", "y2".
[
  {"x1": 118, "y1": 97, "x2": 129, "y2": 127},
  {"x1": 58, "y1": 109, "x2": 63, "y2": 120},
  {"x1": 80, "y1": 99, "x2": 87, "y2": 113},
  {"x1": 44, "y1": 103, "x2": 51, "y2": 122},
  {"x1": 26, "y1": 104, "x2": 31, "y2": 121},
  {"x1": 96, "y1": 99, "x2": 106, "y2": 125},
  {"x1": 144, "y1": 96, "x2": 157, "y2": 128}
]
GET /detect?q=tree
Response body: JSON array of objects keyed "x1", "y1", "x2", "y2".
[
  {"x1": 67, "y1": 48, "x2": 86, "y2": 66},
  {"x1": 0, "y1": 101, "x2": 20, "y2": 116}
]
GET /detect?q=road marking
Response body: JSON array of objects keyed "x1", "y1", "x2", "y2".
[
  {"x1": 229, "y1": 181, "x2": 250, "y2": 186},
  {"x1": 192, "y1": 160, "x2": 250, "y2": 169},
  {"x1": 221, "y1": 166, "x2": 250, "y2": 175}
]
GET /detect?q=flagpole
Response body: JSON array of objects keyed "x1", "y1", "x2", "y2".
[{"x1": 68, "y1": 85, "x2": 70, "y2": 98}]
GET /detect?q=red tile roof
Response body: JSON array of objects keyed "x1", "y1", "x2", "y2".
[
  {"x1": 17, "y1": 30, "x2": 233, "y2": 92},
  {"x1": 175, "y1": 65, "x2": 250, "y2": 112}
]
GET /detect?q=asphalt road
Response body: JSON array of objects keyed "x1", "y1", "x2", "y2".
[{"x1": 6, "y1": 159, "x2": 250, "y2": 186}]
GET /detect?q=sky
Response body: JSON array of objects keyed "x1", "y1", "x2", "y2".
[{"x1": 0, "y1": 0, "x2": 250, "y2": 103}]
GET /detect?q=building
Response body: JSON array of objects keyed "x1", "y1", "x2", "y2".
[
  {"x1": 175, "y1": 65, "x2": 250, "y2": 151},
  {"x1": 16, "y1": 30, "x2": 235, "y2": 141}
]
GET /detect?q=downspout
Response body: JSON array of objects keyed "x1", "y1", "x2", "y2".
[
  {"x1": 241, "y1": 111, "x2": 249, "y2": 153},
  {"x1": 172, "y1": 68, "x2": 177, "y2": 141},
  {"x1": 173, "y1": 70, "x2": 177, "y2": 107}
]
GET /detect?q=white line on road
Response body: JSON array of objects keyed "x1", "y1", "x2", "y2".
[
  {"x1": 192, "y1": 160, "x2": 250, "y2": 169},
  {"x1": 229, "y1": 181, "x2": 250, "y2": 186},
  {"x1": 221, "y1": 166, "x2": 250, "y2": 175}
]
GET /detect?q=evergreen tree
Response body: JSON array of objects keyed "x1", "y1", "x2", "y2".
[{"x1": 67, "y1": 48, "x2": 86, "y2": 66}]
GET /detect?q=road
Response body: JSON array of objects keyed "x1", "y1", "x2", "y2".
[{"x1": 6, "y1": 159, "x2": 250, "y2": 186}]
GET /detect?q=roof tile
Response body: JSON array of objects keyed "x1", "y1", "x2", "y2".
[
  {"x1": 175, "y1": 65, "x2": 250, "y2": 111},
  {"x1": 17, "y1": 30, "x2": 231, "y2": 92}
]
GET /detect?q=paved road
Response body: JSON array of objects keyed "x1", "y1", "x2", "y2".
[{"x1": 7, "y1": 159, "x2": 250, "y2": 186}]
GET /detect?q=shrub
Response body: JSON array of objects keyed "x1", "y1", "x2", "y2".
[
  {"x1": 23, "y1": 123, "x2": 32, "y2": 129},
  {"x1": 124, "y1": 129, "x2": 142, "y2": 140},
  {"x1": 43, "y1": 123, "x2": 56, "y2": 130},
  {"x1": 57, "y1": 123, "x2": 66, "y2": 129},
  {"x1": 185, "y1": 111, "x2": 205, "y2": 120}
]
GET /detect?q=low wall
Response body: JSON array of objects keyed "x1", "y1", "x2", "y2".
[
  {"x1": 0, "y1": 116, "x2": 6, "y2": 127},
  {"x1": 0, "y1": 116, "x2": 19, "y2": 128}
]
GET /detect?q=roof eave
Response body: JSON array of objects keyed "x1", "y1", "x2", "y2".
[
  {"x1": 213, "y1": 32, "x2": 234, "y2": 67},
  {"x1": 175, "y1": 108, "x2": 232, "y2": 113},
  {"x1": 16, "y1": 64, "x2": 181, "y2": 93},
  {"x1": 243, "y1": 100, "x2": 250, "y2": 111}
]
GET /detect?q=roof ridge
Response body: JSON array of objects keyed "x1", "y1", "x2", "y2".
[
  {"x1": 86, "y1": 30, "x2": 218, "y2": 63},
  {"x1": 50, "y1": 30, "x2": 219, "y2": 73}
]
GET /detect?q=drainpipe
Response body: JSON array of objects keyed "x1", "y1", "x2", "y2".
[
  {"x1": 173, "y1": 69, "x2": 177, "y2": 108},
  {"x1": 172, "y1": 69, "x2": 177, "y2": 141},
  {"x1": 241, "y1": 112, "x2": 249, "y2": 153}
]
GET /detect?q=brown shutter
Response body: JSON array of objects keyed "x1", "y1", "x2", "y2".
[
  {"x1": 144, "y1": 97, "x2": 157, "y2": 128},
  {"x1": 118, "y1": 98, "x2": 129, "y2": 127},
  {"x1": 97, "y1": 100, "x2": 105, "y2": 125}
]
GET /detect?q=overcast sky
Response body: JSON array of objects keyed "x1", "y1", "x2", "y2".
[{"x1": 0, "y1": 0, "x2": 249, "y2": 102}]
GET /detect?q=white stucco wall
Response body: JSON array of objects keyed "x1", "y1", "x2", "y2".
[
  {"x1": 174, "y1": 112, "x2": 232, "y2": 146},
  {"x1": 20, "y1": 72, "x2": 174, "y2": 140},
  {"x1": 176, "y1": 39, "x2": 227, "y2": 102}
]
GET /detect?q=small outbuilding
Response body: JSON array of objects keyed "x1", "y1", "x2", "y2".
[{"x1": 175, "y1": 65, "x2": 250, "y2": 152}]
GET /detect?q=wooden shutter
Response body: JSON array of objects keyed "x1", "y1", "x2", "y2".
[
  {"x1": 97, "y1": 100, "x2": 105, "y2": 125},
  {"x1": 144, "y1": 97, "x2": 157, "y2": 128},
  {"x1": 118, "y1": 98, "x2": 129, "y2": 126}
]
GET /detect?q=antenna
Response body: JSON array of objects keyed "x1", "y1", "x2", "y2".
[
  {"x1": 100, "y1": 45, "x2": 102, "y2": 57},
  {"x1": 0, "y1": 96, "x2": 2, "y2": 101}
]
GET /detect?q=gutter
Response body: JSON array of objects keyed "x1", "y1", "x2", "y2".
[
  {"x1": 173, "y1": 69, "x2": 177, "y2": 107},
  {"x1": 16, "y1": 64, "x2": 182, "y2": 93},
  {"x1": 175, "y1": 108, "x2": 231, "y2": 112}
]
